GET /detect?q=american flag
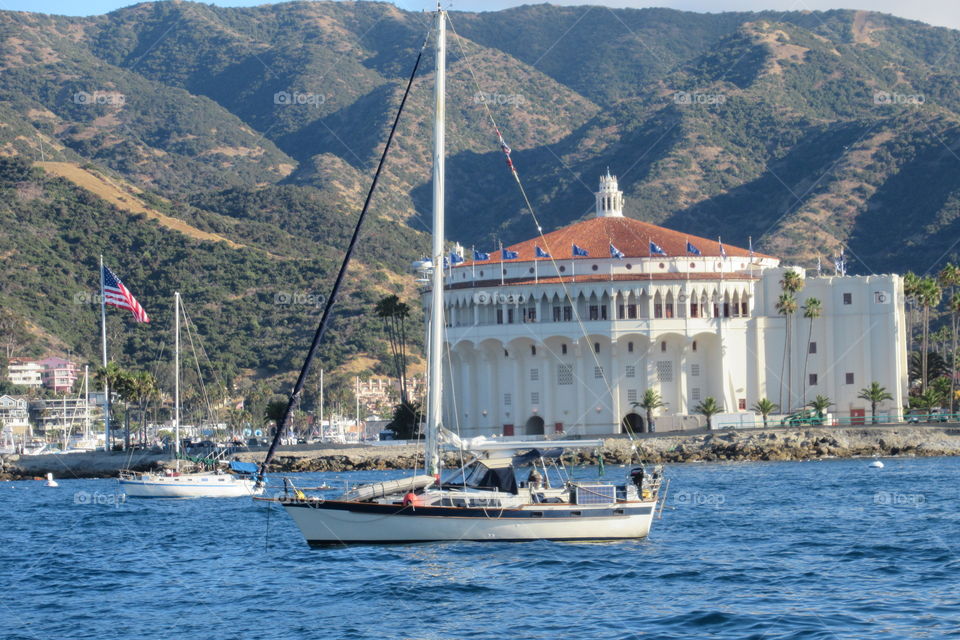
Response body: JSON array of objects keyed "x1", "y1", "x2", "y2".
[{"x1": 102, "y1": 265, "x2": 150, "y2": 323}]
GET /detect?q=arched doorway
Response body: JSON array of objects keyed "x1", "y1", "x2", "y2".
[
  {"x1": 621, "y1": 412, "x2": 645, "y2": 434},
  {"x1": 524, "y1": 416, "x2": 545, "y2": 435}
]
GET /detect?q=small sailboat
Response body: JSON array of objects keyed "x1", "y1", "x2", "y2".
[
  {"x1": 119, "y1": 292, "x2": 262, "y2": 498},
  {"x1": 256, "y1": 7, "x2": 663, "y2": 544}
]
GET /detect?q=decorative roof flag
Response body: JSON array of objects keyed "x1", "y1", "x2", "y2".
[
  {"x1": 572, "y1": 244, "x2": 589, "y2": 257},
  {"x1": 649, "y1": 241, "x2": 667, "y2": 257},
  {"x1": 535, "y1": 246, "x2": 551, "y2": 258},
  {"x1": 102, "y1": 265, "x2": 150, "y2": 323},
  {"x1": 502, "y1": 248, "x2": 519, "y2": 260},
  {"x1": 609, "y1": 243, "x2": 625, "y2": 259},
  {"x1": 473, "y1": 250, "x2": 490, "y2": 261},
  {"x1": 718, "y1": 237, "x2": 727, "y2": 259},
  {"x1": 686, "y1": 241, "x2": 701, "y2": 256},
  {"x1": 449, "y1": 252, "x2": 464, "y2": 265}
]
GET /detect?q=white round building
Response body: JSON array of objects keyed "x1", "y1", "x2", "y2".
[{"x1": 431, "y1": 173, "x2": 907, "y2": 437}]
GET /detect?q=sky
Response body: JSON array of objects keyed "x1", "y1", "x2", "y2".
[{"x1": 3, "y1": 0, "x2": 959, "y2": 31}]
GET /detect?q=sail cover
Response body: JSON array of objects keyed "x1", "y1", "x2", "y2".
[{"x1": 230, "y1": 461, "x2": 259, "y2": 475}]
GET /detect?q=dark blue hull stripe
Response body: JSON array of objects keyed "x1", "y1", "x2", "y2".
[{"x1": 282, "y1": 499, "x2": 653, "y2": 519}]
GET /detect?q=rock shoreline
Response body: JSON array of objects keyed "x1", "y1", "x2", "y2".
[{"x1": 3, "y1": 426, "x2": 959, "y2": 480}]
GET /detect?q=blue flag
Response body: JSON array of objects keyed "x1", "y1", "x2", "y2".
[
  {"x1": 649, "y1": 241, "x2": 667, "y2": 256},
  {"x1": 686, "y1": 241, "x2": 701, "y2": 256},
  {"x1": 609, "y1": 243, "x2": 625, "y2": 259},
  {"x1": 535, "y1": 246, "x2": 551, "y2": 258},
  {"x1": 473, "y1": 250, "x2": 490, "y2": 261},
  {"x1": 502, "y1": 248, "x2": 519, "y2": 260},
  {"x1": 449, "y1": 252, "x2": 464, "y2": 265},
  {"x1": 718, "y1": 237, "x2": 727, "y2": 259},
  {"x1": 572, "y1": 244, "x2": 589, "y2": 257}
]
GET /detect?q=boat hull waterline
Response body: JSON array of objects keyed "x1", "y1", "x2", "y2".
[{"x1": 279, "y1": 499, "x2": 657, "y2": 544}]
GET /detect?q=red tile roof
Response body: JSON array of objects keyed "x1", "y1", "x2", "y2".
[
  {"x1": 465, "y1": 216, "x2": 773, "y2": 265},
  {"x1": 446, "y1": 272, "x2": 759, "y2": 290}
]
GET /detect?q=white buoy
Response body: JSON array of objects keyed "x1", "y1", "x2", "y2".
[
  {"x1": 44, "y1": 472, "x2": 58, "y2": 487},
  {"x1": 869, "y1": 460, "x2": 884, "y2": 469}
]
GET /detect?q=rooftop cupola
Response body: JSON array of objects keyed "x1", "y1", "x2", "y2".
[{"x1": 595, "y1": 169, "x2": 623, "y2": 218}]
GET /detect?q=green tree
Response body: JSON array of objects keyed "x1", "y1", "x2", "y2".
[
  {"x1": 939, "y1": 263, "x2": 960, "y2": 413},
  {"x1": 751, "y1": 397, "x2": 779, "y2": 429},
  {"x1": 910, "y1": 387, "x2": 944, "y2": 414},
  {"x1": 264, "y1": 399, "x2": 288, "y2": 438},
  {"x1": 904, "y1": 271, "x2": 922, "y2": 357},
  {"x1": 375, "y1": 295, "x2": 412, "y2": 404},
  {"x1": 695, "y1": 396, "x2": 723, "y2": 430},
  {"x1": 801, "y1": 297, "x2": 822, "y2": 407},
  {"x1": 127, "y1": 371, "x2": 159, "y2": 446},
  {"x1": 389, "y1": 400, "x2": 422, "y2": 440},
  {"x1": 857, "y1": 382, "x2": 893, "y2": 424},
  {"x1": 917, "y1": 276, "x2": 942, "y2": 391},
  {"x1": 776, "y1": 291, "x2": 799, "y2": 410},
  {"x1": 631, "y1": 389, "x2": 668, "y2": 433},
  {"x1": 95, "y1": 362, "x2": 128, "y2": 450},
  {"x1": 806, "y1": 394, "x2": 833, "y2": 421}
]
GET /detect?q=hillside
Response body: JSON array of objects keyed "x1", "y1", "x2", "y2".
[{"x1": 2, "y1": 1, "x2": 960, "y2": 390}]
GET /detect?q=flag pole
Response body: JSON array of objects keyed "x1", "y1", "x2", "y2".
[
  {"x1": 471, "y1": 246, "x2": 476, "y2": 286},
  {"x1": 499, "y1": 241, "x2": 504, "y2": 286},
  {"x1": 99, "y1": 254, "x2": 110, "y2": 452}
]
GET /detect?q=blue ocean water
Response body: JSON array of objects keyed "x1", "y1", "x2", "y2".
[{"x1": 2, "y1": 457, "x2": 959, "y2": 640}]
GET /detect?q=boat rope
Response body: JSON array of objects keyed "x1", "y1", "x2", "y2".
[
  {"x1": 257, "y1": 24, "x2": 433, "y2": 486},
  {"x1": 446, "y1": 16, "x2": 641, "y2": 460}
]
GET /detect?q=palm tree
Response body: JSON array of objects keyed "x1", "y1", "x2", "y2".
[
  {"x1": 264, "y1": 399, "x2": 288, "y2": 438},
  {"x1": 632, "y1": 389, "x2": 667, "y2": 433},
  {"x1": 95, "y1": 362, "x2": 127, "y2": 450},
  {"x1": 857, "y1": 382, "x2": 893, "y2": 424},
  {"x1": 695, "y1": 397, "x2": 723, "y2": 430},
  {"x1": 751, "y1": 397, "x2": 779, "y2": 429},
  {"x1": 911, "y1": 387, "x2": 944, "y2": 415},
  {"x1": 375, "y1": 295, "x2": 412, "y2": 404},
  {"x1": 126, "y1": 371, "x2": 159, "y2": 446},
  {"x1": 917, "y1": 276, "x2": 942, "y2": 391},
  {"x1": 806, "y1": 395, "x2": 833, "y2": 423},
  {"x1": 801, "y1": 297, "x2": 822, "y2": 407},
  {"x1": 776, "y1": 292, "x2": 799, "y2": 410},
  {"x1": 904, "y1": 272, "x2": 922, "y2": 356},
  {"x1": 948, "y1": 294, "x2": 960, "y2": 415}
]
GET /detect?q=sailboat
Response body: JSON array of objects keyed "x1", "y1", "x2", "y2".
[
  {"x1": 257, "y1": 7, "x2": 662, "y2": 544},
  {"x1": 119, "y1": 292, "x2": 262, "y2": 498}
]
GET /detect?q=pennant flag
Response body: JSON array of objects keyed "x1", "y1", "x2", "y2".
[
  {"x1": 473, "y1": 250, "x2": 490, "y2": 261},
  {"x1": 449, "y1": 252, "x2": 464, "y2": 265},
  {"x1": 649, "y1": 241, "x2": 667, "y2": 257},
  {"x1": 502, "y1": 248, "x2": 519, "y2": 260},
  {"x1": 609, "y1": 243, "x2": 625, "y2": 259},
  {"x1": 572, "y1": 244, "x2": 589, "y2": 257},
  {"x1": 686, "y1": 241, "x2": 701, "y2": 256},
  {"x1": 102, "y1": 265, "x2": 150, "y2": 323},
  {"x1": 748, "y1": 236, "x2": 754, "y2": 259},
  {"x1": 535, "y1": 246, "x2": 551, "y2": 258},
  {"x1": 496, "y1": 128, "x2": 515, "y2": 171},
  {"x1": 718, "y1": 237, "x2": 727, "y2": 258}
]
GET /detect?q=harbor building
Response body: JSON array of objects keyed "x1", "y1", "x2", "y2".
[{"x1": 431, "y1": 173, "x2": 907, "y2": 436}]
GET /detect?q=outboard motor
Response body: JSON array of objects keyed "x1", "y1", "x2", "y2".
[{"x1": 629, "y1": 467, "x2": 645, "y2": 490}]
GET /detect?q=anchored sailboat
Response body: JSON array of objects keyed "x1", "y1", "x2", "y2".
[
  {"x1": 257, "y1": 7, "x2": 662, "y2": 544},
  {"x1": 119, "y1": 292, "x2": 262, "y2": 498}
]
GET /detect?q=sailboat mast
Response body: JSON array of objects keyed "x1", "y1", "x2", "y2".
[
  {"x1": 425, "y1": 7, "x2": 445, "y2": 478},
  {"x1": 174, "y1": 292, "x2": 181, "y2": 464}
]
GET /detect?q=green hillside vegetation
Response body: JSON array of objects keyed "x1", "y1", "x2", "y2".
[{"x1": 2, "y1": 1, "x2": 960, "y2": 391}]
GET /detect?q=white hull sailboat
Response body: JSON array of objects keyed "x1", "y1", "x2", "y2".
[
  {"x1": 119, "y1": 292, "x2": 263, "y2": 499},
  {"x1": 258, "y1": 7, "x2": 662, "y2": 543},
  {"x1": 120, "y1": 469, "x2": 261, "y2": 498}
]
